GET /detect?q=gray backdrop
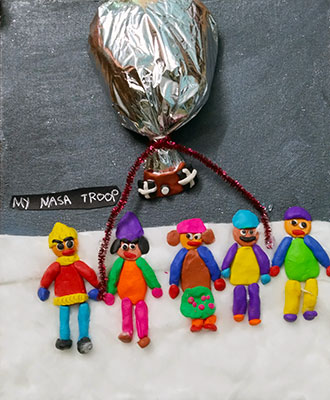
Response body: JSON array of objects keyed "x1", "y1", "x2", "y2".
[{"x1": 1, "y1": 0, "x2": 329, "y2": 236}]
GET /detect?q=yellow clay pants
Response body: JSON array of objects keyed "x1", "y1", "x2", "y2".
[{"x1": 284, "y1": 279, "x2": 318, "y2": 315}]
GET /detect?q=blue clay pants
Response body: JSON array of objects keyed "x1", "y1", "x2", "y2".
[{"x1": 59, "y1": 302, "x2": 90, "y2": 341}]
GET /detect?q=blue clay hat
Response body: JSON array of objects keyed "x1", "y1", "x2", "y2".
[
  {"x1": 116, "y1": 212, "x2": 144, "y2": 241},
  {"x1": 232, "y1": 210, "x2": 259, "y2": 229},
  {"x1": 284, "y1": 206, "x2": 312, "y2": 221}
]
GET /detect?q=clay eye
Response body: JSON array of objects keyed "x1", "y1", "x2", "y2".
[
  {"x1": 194, "y1": 233, "x2": 201, "y2": 240},
  {"x1": 66, "y1": 240, "x2": 74, "y2": 249},
  {"x1": 129, "y1": 243, "x2": 136, "y2": 250},
  {"x1": 56, "y1": 242, "x2": 64, "y2": 250},
  {"x1": 121, "y1": 243, "x2": 129, "y2": 251},
  {"x1": 291, "y1": 220, "x2": 298, "y2": 226},
  {"x1": 300, "y1": 221, "x2": 307, "y2": 229},
  {"x1": 240, "y1": 230, "x2": 247, "y2": 236},
  {"x1": 186, "y1": 233, "x2": 193, "y2": 239},
  {"x1": 249, "y1": 230, "x2": 254, "y2": 235}
]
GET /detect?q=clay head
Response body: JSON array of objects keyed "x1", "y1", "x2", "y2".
[
  {"x1": 232, "y1": 210, "x2": 259, "y2": 247},
  {"x1": 110, "y1": 212, "x2": 149, "y2": 260},
  {"x1": 167, "y1": 218, "x2": 215, "y2": 249},
  {"x1": 48, "y1": 222, "x2": 79, "y2": 257},
  {"x1": 284, "y1": 206, "x2": 312, "y2": 238}
]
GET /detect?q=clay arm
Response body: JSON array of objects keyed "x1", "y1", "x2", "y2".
[
  {"x1": 74, "y1": 260, "x2": 99, "y2": 288},
  {"x1": 168, "y1": 248, "x2": 187, "y2": 298},
  {"x1": 136, "y1": 257, "x2": 161, "y2": 289},
  {"x1": 40, "y1": 262, "x2": 61, "y2": 288},
  {"x1": 197, "y1": 246, "x2": 226, "y2": 290},
  {"x1": 38, "y1": 262, "x2": 61, "y2": 301},
  {"x1": 169, "y1": 248, "x2": 188, "y2": 286},
  {"x1": 136, "y1": 258, "x2": 163, "y2": 298},
  {"x1": 221, "y1": 243, "x2": 238, "y2": 278},
  {"x1": 271, "y1": 236, "x2": 292, "y2": 276},
  {"x1": 107, "y1": 257, "x2": 125, "y2": 295},
  {"x1": 197, "y1": 246, "x2": 221, "y2": 281},
  {"x1": 253, "y1": 244, "x2": 271, "y2": 284},
  {"x1": 304, "y1": 236, "x2": 330, "y2": 273}
]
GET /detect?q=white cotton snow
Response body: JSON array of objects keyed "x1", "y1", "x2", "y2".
[{"x1": 1, "y1": 221, "x2": 330, "y2": 400}]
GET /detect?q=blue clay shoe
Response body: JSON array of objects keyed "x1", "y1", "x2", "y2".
[
  {"x1": 283, "y1": 313, "x2": 297, "y2": 322},
  {"x1": 303, "y1": 311, "x2": 318, "y2": 321}
]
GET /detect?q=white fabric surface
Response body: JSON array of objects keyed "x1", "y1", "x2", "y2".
[{"x1": 1, "y1": 220, "x2": 330, "y2": 400}]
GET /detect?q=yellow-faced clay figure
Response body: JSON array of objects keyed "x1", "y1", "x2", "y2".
[{"x1": 271, "y1": 207, "x2": 330, "y2": 322}]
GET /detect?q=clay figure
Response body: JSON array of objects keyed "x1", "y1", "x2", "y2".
[
  {"x1": 167, "y1": 218, "x2": 225, "y2": 332},
  {"x1": 104, "y1": 212, "x2": 163, "y2": 348},
  {"x1": 271, "y1": 206, "x2": 330, "y2": 322},
  {"x1": 38, "y1": 222, "x2": 99, "y2": 353},
  {"x1": 221, "y1": 210, "x2": 275, "y2": 325}
]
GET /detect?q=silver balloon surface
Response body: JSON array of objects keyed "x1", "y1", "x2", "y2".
[{"x1": 90, "y1": 0, "x2": 218, "y2": 141}]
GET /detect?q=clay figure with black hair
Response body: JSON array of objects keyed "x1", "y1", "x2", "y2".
[{"x1": 105, "y1": 212, "x2": 162, "y2": 348}]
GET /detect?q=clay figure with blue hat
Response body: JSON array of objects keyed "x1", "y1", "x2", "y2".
[
  {"x1": 104, "y1": 212, "x2": 162, "y2": 348},
  {"x1": 221, "y1": 210, "x2": 276, "y2": 325},
  {"x1": 271, "y1": 206, "x2": 330, "y2": 322}
]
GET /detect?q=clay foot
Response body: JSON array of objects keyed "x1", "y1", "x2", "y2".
[
  {"x1": 203, "y1": 323, "x2": 217, "y2": 331},
  {"x1": 249, "y1": 319, "x2": 261, "y2": 326},
  {"x1": 55, "y1": 338, "x2": 72, "y2": 350},
  {"x1": 77, "y1": 337, "x2": 93, "y2": 354},
  {"x1": 233, "y1": 314, "x2": 244, "y2": 322},
  {"x1": 190, "y1": 324, "x2": 203, "y2": 332},
  {"x1": 283, "y1": 313, "x2": 297, "y2": 322},
  {"x1": 138, "y1": 336, "x2": 151, "y2": 348},
  {"x1": 303, "y1": 311, "x2": 318, "y2": 321},
  {"x1": 118, "y1": 332, "x2": 133, "y2": 343}
]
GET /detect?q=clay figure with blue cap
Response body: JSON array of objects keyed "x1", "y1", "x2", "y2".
[
  {"x1": 104, "y1": 212, "x2": 162, "y2": 348},
  {"x1": 271, "y1": 206, "x2": 330, "y2": 322},
  {"x1": 221, "y1": 210, "x2": 275, "y2": 325}
]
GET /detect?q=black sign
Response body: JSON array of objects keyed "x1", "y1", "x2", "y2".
[{"x1": 11, "y1": 186, "x2": 121, "y2": 210}]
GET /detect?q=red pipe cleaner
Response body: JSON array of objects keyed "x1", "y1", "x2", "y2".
[{"x1": 98, "y1": 137, "x2": 273, "y2": 297}]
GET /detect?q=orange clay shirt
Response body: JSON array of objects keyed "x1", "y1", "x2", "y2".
[
  {"x1": 107, "y1": 257, "x2": 161, "y2": 305},
  {"x1": 117, "y1": 261, "x2": 148, "y2": 304}
]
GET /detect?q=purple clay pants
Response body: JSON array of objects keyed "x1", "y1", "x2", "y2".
[
  {"x1": 233, "y1": 283, "x2": 260, "y2": 320},
  {"x1": 121, "y1": 297, "x2": 149, "y2": 339}
]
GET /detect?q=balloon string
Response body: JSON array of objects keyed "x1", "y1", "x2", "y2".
[{"x1": 97, "y1": 137, "x2": 273, "y2": 297}]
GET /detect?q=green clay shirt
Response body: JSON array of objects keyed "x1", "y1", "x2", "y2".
[{"x1": 285, "y1": 238, "x2": 319, "y2": 281}]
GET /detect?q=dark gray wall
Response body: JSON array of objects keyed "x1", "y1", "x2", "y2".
[{"x1": 1, "y1": 0, "x2": 329, "y2": 236}]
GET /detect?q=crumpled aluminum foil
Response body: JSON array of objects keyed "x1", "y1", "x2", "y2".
[{"x1": 89, "y1": 0, "x2": 218, "y2": 141}]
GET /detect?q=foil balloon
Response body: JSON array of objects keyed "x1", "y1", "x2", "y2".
[{"x1": 89, "y1": 0, "x2": 218, "y2": 198}]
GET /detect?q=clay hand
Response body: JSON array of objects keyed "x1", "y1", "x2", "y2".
[
  {"x1": 221, "y1": 269, "x2": 230, "y2": 279},
  {"x1": 104, "y1": 293, "x2": 115, "y2": 306},
  {"x1": 261, "y1": 274, "x2": 271, "y2": 285},
  {"x1": 38, "y1": 287, "x2": 50, "y2": 301},
  {"x1": 152, "y1": 288, "x2": 163, "y2": 298},
  {"x1": 269, "y1": 266, "x2": 280, "y2": 277},
  {"x1": 326, "y1": 266, "x2": 330, "y2": 277},
  {"x1": 214, "y1": 278, "x2": 226, "y2": 291},
  {"x1": 169, "y1": 284, "x2": 180, "y2": 299},
  {"x1": 88, "y1": 288, "x2": 99, "y2": 301}
]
